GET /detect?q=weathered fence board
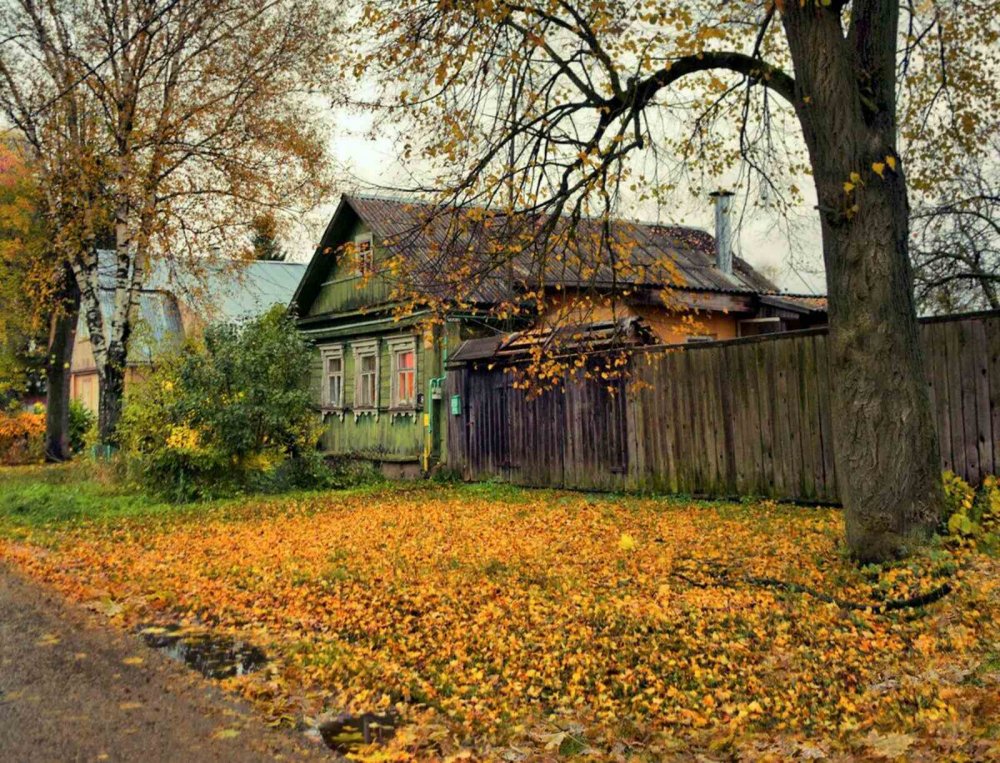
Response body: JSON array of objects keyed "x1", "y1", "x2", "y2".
[{"x1": 446, "y1": 310, "x2": 1000, "y2": 502}]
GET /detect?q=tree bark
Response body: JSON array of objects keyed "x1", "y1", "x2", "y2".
[
  {"x1": 44, "y1": 266, "x2": 80, "y2": 462},
  {"x1": 782, "y1": 4, "x2": 943, "y2": 561},
  {"x1": 96, "y1": 346, "x2": 127, "y2": 447}
]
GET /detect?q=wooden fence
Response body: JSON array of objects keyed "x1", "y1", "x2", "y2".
[{"x1": 445, "y1": 310, "x2": 1000, "y2": 502}]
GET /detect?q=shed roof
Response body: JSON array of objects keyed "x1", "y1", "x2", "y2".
[{"x1": 449, "y1": 317, "x2": 657, "y2": 364}]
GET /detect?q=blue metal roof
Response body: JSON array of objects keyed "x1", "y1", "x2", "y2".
[{"x1": 79, "y1": 252, "x2": 306, "y2": 360}]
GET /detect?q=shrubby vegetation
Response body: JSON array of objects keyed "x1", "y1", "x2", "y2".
[
  {"x1": 0, "y1": 400, "x2": 94, "y2": 465},
  {"x1": 117, "y1": 307, "x2": 333, "y2": 500},
  {"x1": 68, "y1": 399, "x2": 95, "y2": 455},
  {"x1": 942, "y1": 470, "x2": 1000, "y2": 552},
  {"x1": 0, "y1": 408, "x2": 44, "y2": 465}
]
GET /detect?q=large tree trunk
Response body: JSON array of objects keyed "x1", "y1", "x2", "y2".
[
  {"x1": 44, "y1": 268, "x2": 80, "y2": 462},
  {"x1": 782, "y1": 4, "x2": 943, "y2": 561},
  {"x1": 818, "y1": 167, "x2": 942, "y2": 561}
]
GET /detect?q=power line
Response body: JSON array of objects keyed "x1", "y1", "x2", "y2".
[{"x1": 27, "y1": 0, "x2": 183, "y2": 118}]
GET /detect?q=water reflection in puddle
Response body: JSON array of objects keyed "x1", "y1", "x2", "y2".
[
  {"x1": 317, "y1": 712, "x2": 398, "y2": 754},
  {"x1": 138, "y1": 625, "x2": 267, "y2": 680}
]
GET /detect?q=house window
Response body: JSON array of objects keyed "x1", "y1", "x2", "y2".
[
  {"x1": 387, "y1": 336, "x2": 418, "y2": 409},
  {"x1": 321, "y1": 345, "x2": 344, "y2": 408},
  {"x1": 354, "y1": 233, "x2": 374, "y2": 274},
  {"x1": 353, "y1": 340, "x2": 379, "y2": 410}
]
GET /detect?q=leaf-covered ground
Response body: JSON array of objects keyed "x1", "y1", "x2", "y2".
[{"x1": 2, "y1": 479, "x2": 998, "y2": 761}]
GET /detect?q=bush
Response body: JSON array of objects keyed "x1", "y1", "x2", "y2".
[
  {"x1": 68, "y1": 400, "x2": 95, "y2": 455},
  {"x1": 941, "y1": 470, "x2": 1000, "y2": 549},
  {"x1": 117, "y1": 307, "x2": 326, "y2": 500},
  {"x1": 0, "y1": 411, "x2": 45, "y2": 465}
]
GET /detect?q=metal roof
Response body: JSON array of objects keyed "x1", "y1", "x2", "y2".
[
  {"x1": 93, "y1": 250, "x2": 305, "y2": 323},
  {"x1": 80, "y1": 252, "x2": 306, "y2": 361},
  {"x1": 343, "y1": 194, "x2": 780, "y2": 300},
  {"x1": 449, "y1": 317, "x2": 657, "y2": 364}
]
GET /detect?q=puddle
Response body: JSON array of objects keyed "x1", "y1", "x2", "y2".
[
  {"x1": 316, "y1": 712, "x2": 398, "y2": 754},
  {"x1": 137, "y1": 625, "x2": 267, "y2": 680}
]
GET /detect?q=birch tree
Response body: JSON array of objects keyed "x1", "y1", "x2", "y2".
[
  {"x1": 0, "y1": 0, "x2": 334, "y2": 443},
  {"x1": 351, "y1": 0, "x2": 1000, "y2": 562}
]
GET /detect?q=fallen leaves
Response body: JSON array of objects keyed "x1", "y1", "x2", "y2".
[
  {"x1": 865, "y1": 731, "x2": 915, "y2": 759},
  {"x1": 3, "y1": 485, "x2": 999, "y2": 760}
]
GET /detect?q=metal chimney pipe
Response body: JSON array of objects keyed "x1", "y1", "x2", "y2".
[{"x1": 710, "y1": 190, "x2": 734, "y2": 275}]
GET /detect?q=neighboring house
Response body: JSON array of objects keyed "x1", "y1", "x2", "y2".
[
  {"x1": 292, "y1": 193, "x2": 827, "y2": 476},
  {"x1": 70, "y1": 253, "x2": 305, "y2": 412}
]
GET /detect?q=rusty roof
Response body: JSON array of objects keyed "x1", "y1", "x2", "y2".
[
  {"x1": 449, "y1": 317, "x2": 657, "y2": 364},
  {"x1": 293, "y1": 194, "x2": 818, "y2": 315},
  {"x1": 345, "y1": 194, "x2": 778, "y2": 298}
]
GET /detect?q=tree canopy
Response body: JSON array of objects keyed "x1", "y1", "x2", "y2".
[{"x1": 0, "y1": 0, "x2": 336, "y2": 441}]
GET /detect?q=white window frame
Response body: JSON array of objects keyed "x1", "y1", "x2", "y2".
[
  {"x1": 354, "y1": 232, "x2": 374, "y2": 275},
  {"x1": 352, "y1": 339, "x2": 379, "y2": 415},
  {"x1": 320, "y1": 344, "x2": 344, "y2": 411},
  {"x1": 387, "y1": 335, "x2": 418, "y2": 411}
]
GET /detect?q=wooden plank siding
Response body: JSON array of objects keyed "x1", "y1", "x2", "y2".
[{"x1": 447, "y1": 310, "x2": 1000, "y2": 502}]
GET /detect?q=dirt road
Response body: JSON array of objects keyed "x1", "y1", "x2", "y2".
[{"x1": 0, "y1": 563, "x2": 326, "y2": 762}]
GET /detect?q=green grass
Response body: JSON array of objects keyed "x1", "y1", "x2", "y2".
[
  {"x1": 0, "y1": 462, "x2": 830, "y2": 544},
  {"x1": 0, "y1": 463, "x2": 181, "y2": 533},
  {"x1": 0, "y1": 462, "x2": 448, "y2": 538}
]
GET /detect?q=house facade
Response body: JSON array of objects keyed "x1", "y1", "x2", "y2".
[
  {"x1": 70, "y1": 254, "x2": 305, "y2": 412},
  {"x1": 294, "y1": 194, "x2": 827, "y2": 476},
  {"x1": 292, "y1": 197, "x2": 498, "y2": 477}
]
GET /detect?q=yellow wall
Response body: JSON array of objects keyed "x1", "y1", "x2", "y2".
[
  {"x1": 71, "y1": 371, "x2": 99, "y2": 413},
  {"x1": 538, "y1": 293, "x2": 740, "y2": 345}
]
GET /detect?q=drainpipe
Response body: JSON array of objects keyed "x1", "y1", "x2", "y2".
[
  {"x1": 710, "y1": 190, "x2": 734, "y2": 276},
  {"x1": 424, "y1": 331, "x2": 448, "y2": 474}
]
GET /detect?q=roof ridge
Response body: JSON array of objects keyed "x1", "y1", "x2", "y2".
[{"x1": 346, "y1": 192, "x2": 709, "y2": 237}]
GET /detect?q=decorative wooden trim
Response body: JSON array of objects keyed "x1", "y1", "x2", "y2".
[
  {"x1": 352, "y1": 338, "x2": 379, "y2": 420},
  {"x1": 386, "y1": 334, "x2": 418, "y2": 414}
]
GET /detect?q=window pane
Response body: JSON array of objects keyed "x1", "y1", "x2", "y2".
[{"x1": 362, "y1": 354, "x2": 376, "y2": 373}]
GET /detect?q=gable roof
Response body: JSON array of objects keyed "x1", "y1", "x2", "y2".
[
  {"x1": 91, "y1": 251, "x2": 305, "y2": 323},
  {"x1": 78, "y1": 252, "x2": 306, "y2": 363},
  {"x1": 293, "y1": 193, "x2": 801, "y2": 316}
]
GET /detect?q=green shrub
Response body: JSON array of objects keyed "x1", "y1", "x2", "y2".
[
  {"x1": 117, "y1": 306, "x2": 326, "y2": 500},
  {"x1": 68, "y1": 399, "x2": 95, "y2": 455},
  {"x1": 941, "y1": 471, "x2": 1000, "y2": 550}
]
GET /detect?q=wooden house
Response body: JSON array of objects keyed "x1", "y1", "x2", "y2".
[{"x1": 293, "y1": 194, "x2": 827, "y2": 476}]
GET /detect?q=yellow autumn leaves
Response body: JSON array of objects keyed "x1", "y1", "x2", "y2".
[{"x1": 3, "y1": 485, "x2": 998, "y2": 760}]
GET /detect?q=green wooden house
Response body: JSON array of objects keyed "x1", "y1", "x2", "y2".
[
  {"x1": 292, "y1": 193, "x2": 826, "y2": 477},
  {"x1": 291, "y1": 195, "x2": 514, "y2": 477}
]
